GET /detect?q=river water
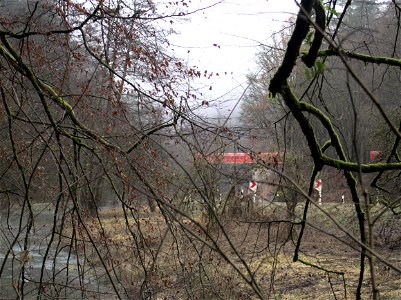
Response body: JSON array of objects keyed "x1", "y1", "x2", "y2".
[{"x1": 0, "y1": 203, "x2": 118, "y2": 299}]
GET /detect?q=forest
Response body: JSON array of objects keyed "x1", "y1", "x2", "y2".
[{"x1": 0, "y1": 0, "x2": 400, "y2": 299}]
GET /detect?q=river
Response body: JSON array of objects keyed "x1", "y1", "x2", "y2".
[{"x1": 0, "y1": 203, "x2": 119, "y2": 299}]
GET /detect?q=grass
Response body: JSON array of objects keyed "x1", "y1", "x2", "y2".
[{"x1": 60, "y1": 201, "x2": 401, "y2": 299}]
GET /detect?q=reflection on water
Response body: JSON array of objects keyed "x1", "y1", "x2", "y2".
[{"x1": 0, "y1": 204, "x2": 117, "y2": 299}]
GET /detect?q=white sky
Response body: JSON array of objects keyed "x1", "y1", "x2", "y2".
[{"x1": 167, "y1": 0, "x2": 298, "y2": 120}]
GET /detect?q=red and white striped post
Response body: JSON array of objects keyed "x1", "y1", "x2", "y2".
[
  {"x1": 314, "y1": 179, "x2": 322, "y2": 205},
  {"x1": 249, "y1": 180, "x2": 257, "y2": 203}
]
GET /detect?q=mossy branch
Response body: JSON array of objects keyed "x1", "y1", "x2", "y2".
[
  {"x1": 280, "y1": 84, "x2": 369, "y2": 290},
  {"x1": 321, "y1": 155, "x2": 401, "y2": 173},
  {"x1": 302, "y1": 0, "x2": 326, "y2": 68},
  {"x1": 299, "y1": 101, "x2": 401, "y2": 172},
  {"x1": 0, "y1": 37, "x2": 117, "y2": 151},
  {"x1": 269, "y1": 0, "x2": 315, "y2": 95},
  {"x1": 321, "y1": 140, "x2": 332, "y2": 152},
  {"x1": 299, "y1": 101, "x2": 347, "y2": 161},
  {"x1": 280, "y1": 82, "x2": 323, "y2": 168},
  {"x1": 309, "y1": 49, "x2": 401, "y2": 68}
]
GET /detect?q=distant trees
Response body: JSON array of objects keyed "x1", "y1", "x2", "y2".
[
  {"x1": 240, "y1": 0, "x2": 401, "y2": 299},
  {"x1": 1, "y1": 0, "x2": 401, "y2": 299},
  {"x1": 0, "y1": 0, "x2": 206, "y2": 297},
  {"x1": 0, "y1": 0, "x2": 195, "y2": 210}
]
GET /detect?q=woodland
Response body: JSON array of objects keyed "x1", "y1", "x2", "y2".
[{"x1": 0, "y1": 0, "x2": 401, "y2": 299}]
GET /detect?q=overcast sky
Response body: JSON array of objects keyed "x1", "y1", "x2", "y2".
[{"x1": 168, "y1": 0, "x2": 298, "y2": 120}]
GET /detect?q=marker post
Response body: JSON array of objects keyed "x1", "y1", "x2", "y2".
[
  {"x1": 249, "y1": 180, "x2": 257, "y2": 203},
  {"x1": 314, "y1": 179, "x2": 322, "y2": 205}
]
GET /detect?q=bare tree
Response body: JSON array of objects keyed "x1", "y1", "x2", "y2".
[
  {"x1": 1, "y1": 0, "x2": 401, "y2": 299},
  {"x1": 265, "y1": 1, "x2": 401, "y2": 299}
]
